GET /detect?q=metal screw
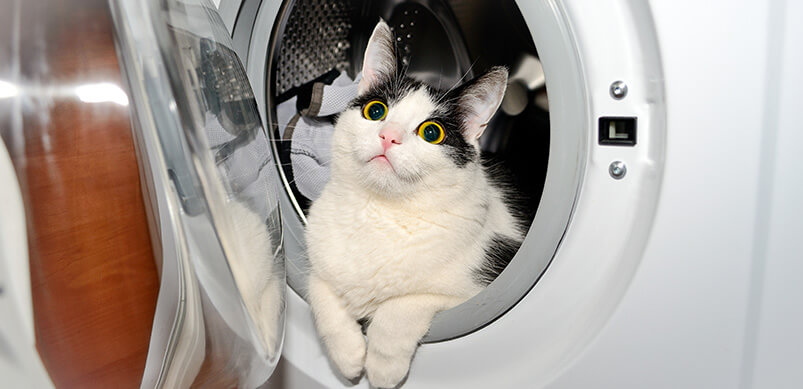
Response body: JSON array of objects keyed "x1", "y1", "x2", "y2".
[
  {"x1": 609, "y1": 161, "x2": 627, "y2": 180},
  {"x1": 610, "y1": 81, "x2": 628, "y2": 100}
]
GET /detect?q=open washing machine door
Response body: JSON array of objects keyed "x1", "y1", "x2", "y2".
[
  {"x1": 111, "y1": 0, "x2": 287, "y2": 387},
  {"x1": 0, "y1": 0, "x2": 288, "y2": 386}
]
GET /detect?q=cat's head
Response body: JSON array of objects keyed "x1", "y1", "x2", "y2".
[{"x1": 332, "y1": 20, "x2": 507, "y2": 198}]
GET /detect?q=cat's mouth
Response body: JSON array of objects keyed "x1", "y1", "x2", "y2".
[
  {"x1": 369, "y1": 154, "x2": 396, "y2": 171},
  {"x1": 370, "y1": 154, "x2": 390, "y2": 164}
]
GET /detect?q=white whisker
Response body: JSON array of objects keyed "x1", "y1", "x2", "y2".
[{"x1": 435, "y1": 58, "x2": 479, "y2": 105}]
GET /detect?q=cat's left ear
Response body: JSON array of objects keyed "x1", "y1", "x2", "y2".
[
  {"x1": 458, "y1": 66, "x2": 508, "y2": 140},
  {"x1": 358, "y1": 20, "x2": 397, "y2": 95}
]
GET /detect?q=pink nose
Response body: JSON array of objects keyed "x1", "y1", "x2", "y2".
[{"x1": 379, "y1": 128, "x2": 402, "y2": 151}]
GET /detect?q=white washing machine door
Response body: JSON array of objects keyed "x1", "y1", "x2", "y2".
[{"x1": 111, "y1": 0, "x2": 286, "y2": 387}]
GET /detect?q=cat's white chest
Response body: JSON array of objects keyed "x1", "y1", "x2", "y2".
[{"x1": 306, "y1": 186, "x2": 484, "y2": 317}]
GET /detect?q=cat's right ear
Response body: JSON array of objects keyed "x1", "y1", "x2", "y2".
[
  {"x1": 457, "y1": 66, "x2": 508, "y2": 140},
  {"x1": 358, "y1": 20, "x2": 397, "y2": 95}
]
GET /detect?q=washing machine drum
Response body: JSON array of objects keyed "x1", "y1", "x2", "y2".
[
  {"x1": 275, "y1": 0, "x2": 472, "y2": 97},
  {"x1": 226, "y1": 0, "x2": 576, "y2": 342},
  {"x1": 271, "y1": 0, "x2": 549, "y2": 214}
]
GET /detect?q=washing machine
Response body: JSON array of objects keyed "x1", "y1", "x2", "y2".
[
  {"x1": 213, "y1": 0, "x2": 802, "y2": 387},
  {"x1": 2, "y1": 0, "x2": 802, "y2": 387}
]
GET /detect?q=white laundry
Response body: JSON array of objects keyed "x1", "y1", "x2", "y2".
[{"x1": 277, "y1": 71, "x2": 360, "y2": 201}]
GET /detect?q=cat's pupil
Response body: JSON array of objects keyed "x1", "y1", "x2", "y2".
[
  {"x1": 367, "y1": 103, "x2": 385, "y2": 120},
  {"x1": 423, "y1": 124, "x2": 440, "y2": 142}
]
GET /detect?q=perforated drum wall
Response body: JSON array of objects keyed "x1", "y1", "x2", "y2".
[{"x1": 276, "y1": 0, "x2": 353, "y2": 94}]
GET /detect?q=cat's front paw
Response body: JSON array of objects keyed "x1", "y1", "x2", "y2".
[
  {"x1": 325, "y1": 331, "x2": 367, "y2": 380},
  {"x1": 364, "y1": 348, "x2": 411, "y2": 388}
]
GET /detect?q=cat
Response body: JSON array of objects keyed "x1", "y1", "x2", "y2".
[{"x1": 305, "y1": 20, "x2": 525, "y2": 388}]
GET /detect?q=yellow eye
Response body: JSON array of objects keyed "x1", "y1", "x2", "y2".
[
  {"x1": 417, "y1": 121, "x2": 445, "y2": 144},
  {"x1": 362, "y1": 100, "x2": 388, "y2": 121}
]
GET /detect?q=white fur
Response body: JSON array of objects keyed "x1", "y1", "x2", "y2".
[{"x1": 306, "y1": 20, "x2": 517, "y2": 388}]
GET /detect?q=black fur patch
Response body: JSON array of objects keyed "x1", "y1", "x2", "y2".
[
  {"x1": 348, "y1": 71, "x2": 479, "y2": 167},
  {"x1": 357, "y1": 316, "x2": 372, "y2": 335},
  {"x1": 473, "y1": 235, "x2": 521, "y2": 286},
  {"x1": 482, "y1": 157, "x2": 535, "y2": 232}
]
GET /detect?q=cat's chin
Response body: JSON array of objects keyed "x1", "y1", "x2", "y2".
[{"x1": 358, "y1": 166, "x2": 416, "y2": 198}]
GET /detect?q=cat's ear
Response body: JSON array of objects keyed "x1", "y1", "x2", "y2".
[
  {"x1": 458, "y1": 66, "x2": 508, "y2": 140},
  {"x1": 358, "y1": 20, "x2": 397, "y2": 95}
]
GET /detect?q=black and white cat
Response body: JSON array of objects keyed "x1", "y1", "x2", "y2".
[{"x1": 305, "y1": 20, "x2": 525, "y2": 388}]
